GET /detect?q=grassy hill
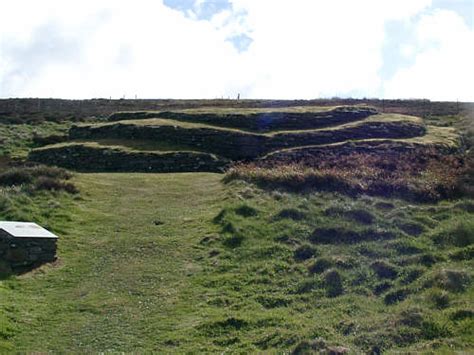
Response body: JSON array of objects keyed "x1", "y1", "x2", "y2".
[{"x1": 0, "y1": 99, "x2": 473, "y2": 352}]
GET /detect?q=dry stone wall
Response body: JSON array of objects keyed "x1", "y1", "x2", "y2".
[
  {"x1": 29, "y1": 144, "x2": 229, "y2": 173},
  {"x1": 69, "y1": 120, "x2": 426, "y2": 160},
  {"x1": 0, "y1": 230, "x2": 57, "y2": 273}
]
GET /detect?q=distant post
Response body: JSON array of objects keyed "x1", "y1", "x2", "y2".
[{"x1": 237, "y1": 93, "x2": 240, "y2": 101}]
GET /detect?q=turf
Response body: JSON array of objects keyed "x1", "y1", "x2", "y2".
[{"x1": 0, "y1": 122, "x2": 70, "y2": 158}]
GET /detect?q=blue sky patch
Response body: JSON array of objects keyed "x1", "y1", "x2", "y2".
[
  {"x1": 227, "y1": 33, "x2": 253, "y2": 52},
  {"x1": 163, "y1": 0, "x2": 232, "y2": 20}
]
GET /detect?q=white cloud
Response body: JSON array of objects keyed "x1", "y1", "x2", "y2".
[
  {"x1": 384, "y1": 9, "x2": 474, "y2": 101},
  {"x1": 0, "y1": 0, "x2": 244, "y2": 98},
  {"x1": 1, "y1": 0, "x2": 472, "y2": 100}
]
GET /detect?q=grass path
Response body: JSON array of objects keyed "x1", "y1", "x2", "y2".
[{"x1": 7, "y1": 173, "x2": 225, "y2": 352}]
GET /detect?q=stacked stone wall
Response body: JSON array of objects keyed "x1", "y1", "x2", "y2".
[{"x1": 0, "y1": 230, "x2": 57, "y2": 273}]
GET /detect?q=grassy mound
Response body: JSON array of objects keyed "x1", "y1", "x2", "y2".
[{"x1": 66, "y1": 113, "x2": 426, "y2": 160}]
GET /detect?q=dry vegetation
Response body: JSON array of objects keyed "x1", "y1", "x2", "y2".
[{"x1": 226, "y1": 148, "x2": 466, "y2": 201}]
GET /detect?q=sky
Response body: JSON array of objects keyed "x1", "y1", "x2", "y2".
[{"x1": 0, "y1": 0, "x2": 472, "y2": 101}]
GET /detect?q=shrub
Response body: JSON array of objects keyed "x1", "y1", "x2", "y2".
[
  {"x1": 0, "y1": 165, "x2": 76, "y2": 194},
  {"x1": 29, "y1": 165, "x2": 72, "y2": 180},
  {"x1": 33, "y1": 177, "x2": 78, "y2": 194},
  {"x1": 0, "y1": 169, "x2": 33, "y2": 186}
]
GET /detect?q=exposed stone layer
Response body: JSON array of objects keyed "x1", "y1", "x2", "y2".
[{"x1": 29, "y1": 144, "x2": 228, "y2": 173}]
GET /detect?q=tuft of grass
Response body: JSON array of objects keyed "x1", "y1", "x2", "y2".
[
  {"x1": 432, "y1": 269, "x2": 471, "y2": 293},
  {"x1": 433, "y1": 218, "x2": 474, "y2": 247}
]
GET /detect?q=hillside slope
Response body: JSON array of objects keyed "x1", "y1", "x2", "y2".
[
  {"x1": 1, "y1": 173, "x2": 472, "y2": 352},
  {"x1": 0, "y1": 99, "x2": 472, "y2": 353}
]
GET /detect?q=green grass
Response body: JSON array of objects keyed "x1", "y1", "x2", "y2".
[
  {"x1": 1, "y1": 174, "x2": 472, "y2": 352},
  {"x1": 0, "y1": 122, "x2": 70, "y2": 158},
  {"x1": 1, "y1": 173, "x2": 227, "y2": 351},
  {"x1": 1, "y1": 104, "x2": 472, "y2": 352}
]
